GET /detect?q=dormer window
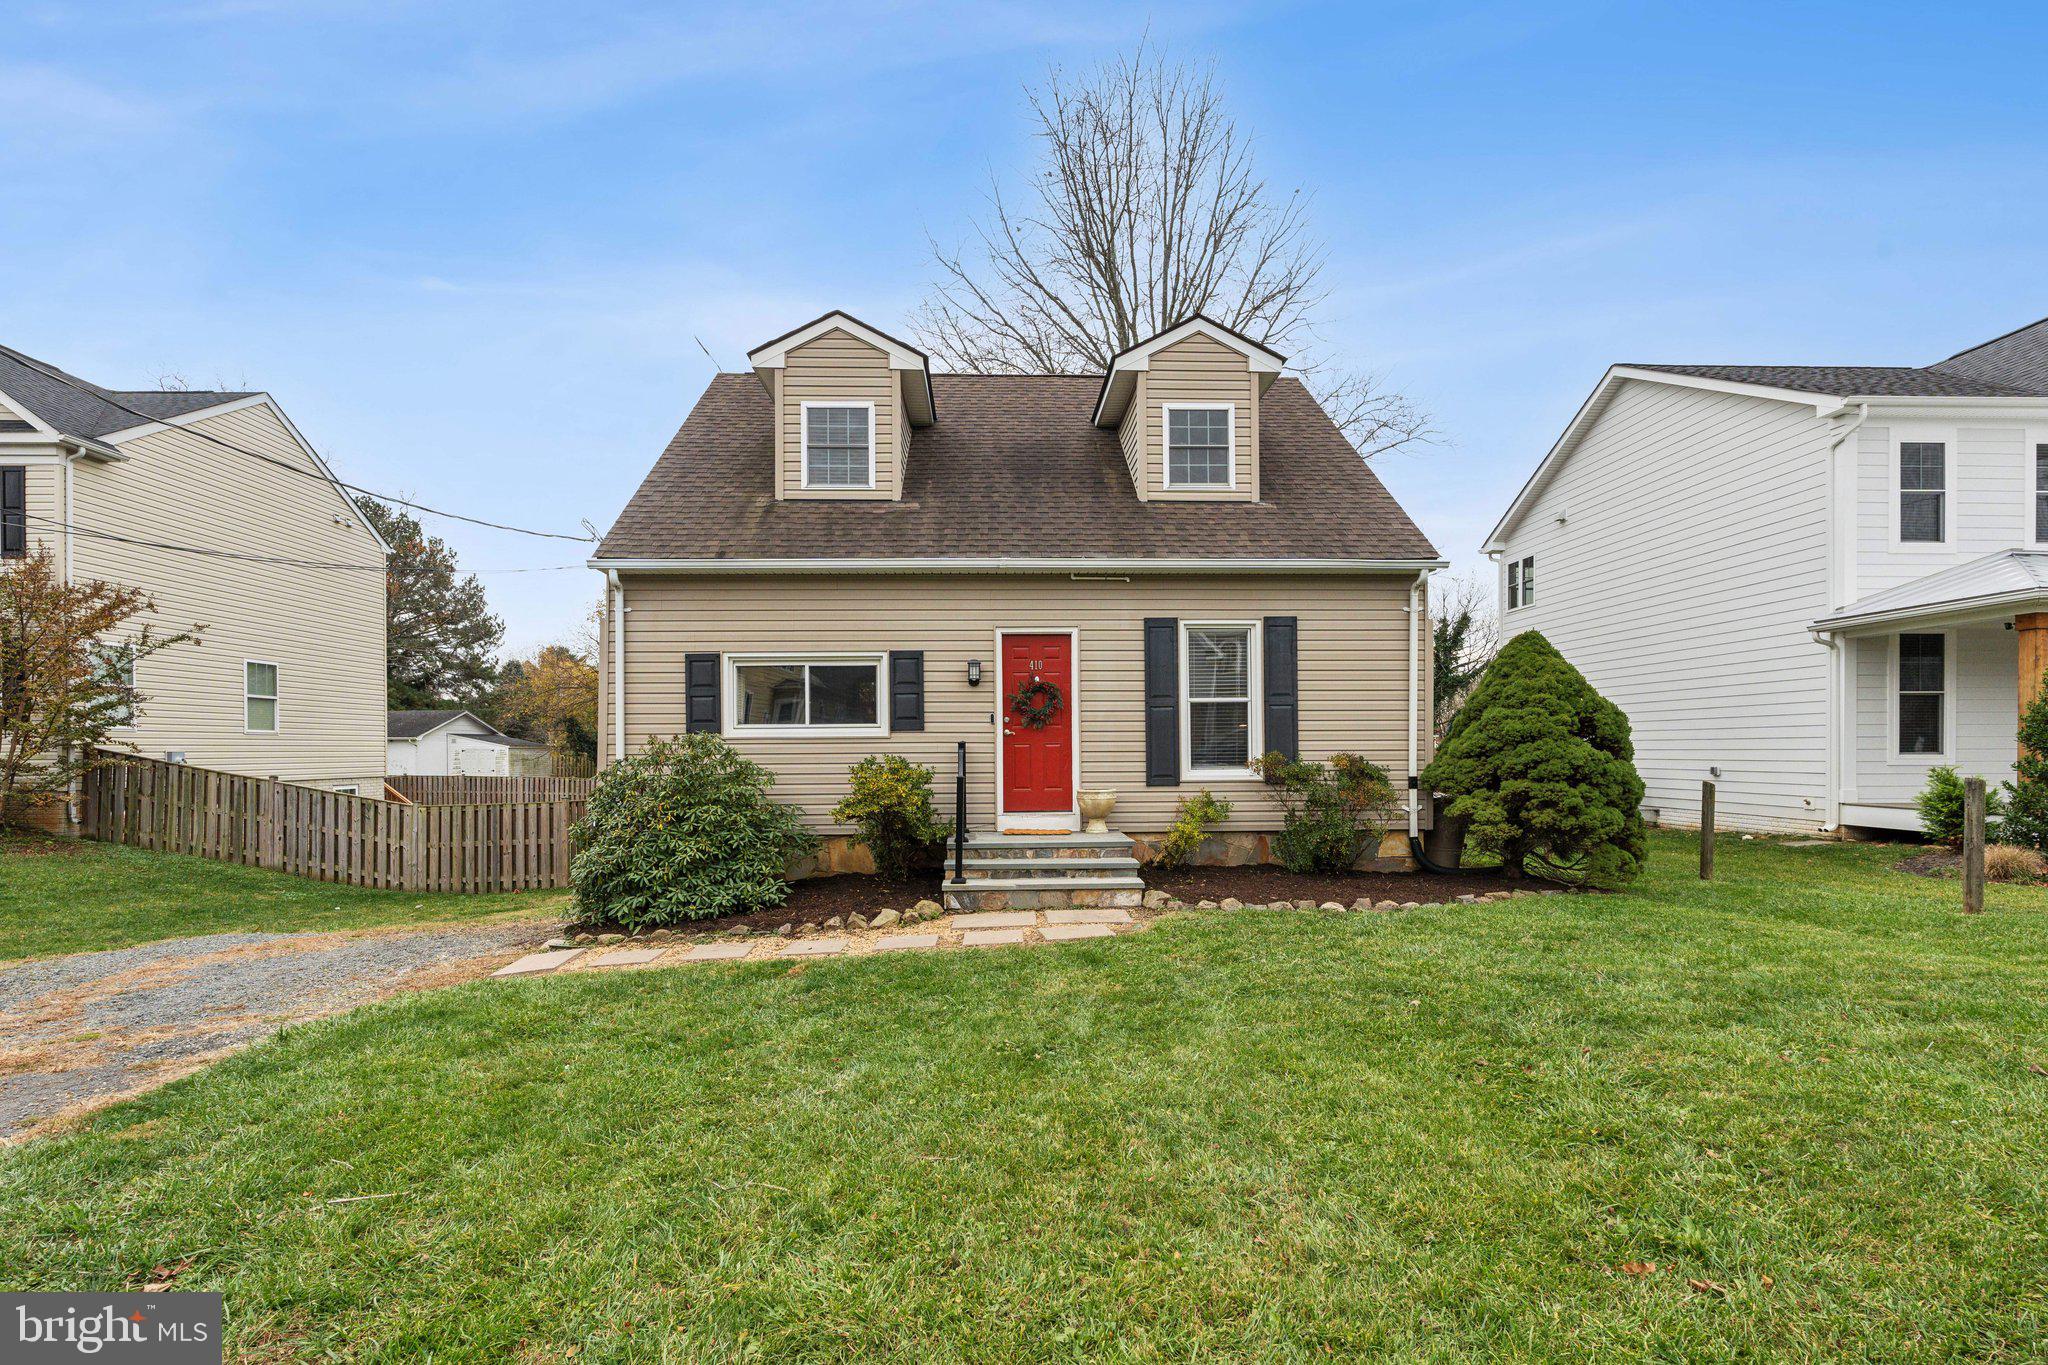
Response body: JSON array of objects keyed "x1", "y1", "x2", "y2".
[
  {"x1": 802, "y1": 402, "x2": 875, "y2": 489},
  {"x1": 1165, "y1": 404, "x2": 1234, "y2": 488}
]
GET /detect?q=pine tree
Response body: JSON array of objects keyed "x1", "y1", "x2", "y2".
[
  {"x1": 356, "y1": 498, "x2": 503, "y2": 709},
  {"x1": 1421, "y1": 630, "x2": 1646, "y2": 888}
]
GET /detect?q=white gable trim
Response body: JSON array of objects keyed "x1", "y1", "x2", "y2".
[
  {"x1": 103, "y1": 393, "x2": 393, "y2": 555},
  {"x1": 1093, "y1": 317, "x2": 1287, "y2": 427},
  {"x1": 747, "y1": 313, "x2": 927, "y2": 372},
  {"x1": 1481, "y1": 366, "x2": 1841, "y2": 552}
]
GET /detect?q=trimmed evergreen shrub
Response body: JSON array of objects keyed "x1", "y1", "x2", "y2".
[
  {"x1": 1916, "y1": 765, "x2": 2004, "y2": 848},
  {"x1": 1154, "y1": 789, "x2": 1232, "y2": 868},
  {"x1": 571, "y1": 734, "x2": 815, "y2": 928},
  {"x1": 832, "y1": 754, "x2": 952, "y2": 879},
  {"x1": 1421, "y1": 631, "x2": 1645, "y2": 889},
  {"x1": 1256, "y1": 751, "x2": 1396, "y2": 874},
  {"x1": 2001, "y1": 689, "x2": 2048, "y2": 851}
]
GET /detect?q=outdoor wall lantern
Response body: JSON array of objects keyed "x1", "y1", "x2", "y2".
[{"x1": 967, "y1": 659, "x2": 984, "y2": 687}]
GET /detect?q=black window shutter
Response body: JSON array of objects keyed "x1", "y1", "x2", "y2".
[
  {"x1": 684, "y1": 653, "x2": 721, "y2": 733},
  {"x1": 1144, "y1": 617, "x2": 1180, "y2": 787},
  {"x1": 1263, "y1": 615, "x2": 1299, "y2": 762},
  {"x1": 0, "y1": 467, "x2": 23, "y2": 558},
  {"x1": 889, "y1": 650, "x2": 925, "y2": 732}
]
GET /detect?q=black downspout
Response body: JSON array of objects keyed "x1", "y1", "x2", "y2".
[
  {"x1": 1407, "y1": 774, "x2": 1458, "y2": 874},
  {"x1": 951, "y1": 739, "x2": 967, "y2": 886}
]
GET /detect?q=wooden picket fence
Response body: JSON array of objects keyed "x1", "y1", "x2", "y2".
[
  {"x1": 81, "y1": 752, "x2": 583, "y2": 893},
  {"x1": 386, "y1": 774, "x2": 598, "y2": 805}
]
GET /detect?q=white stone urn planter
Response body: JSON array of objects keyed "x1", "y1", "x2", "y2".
[{"x1": 1077, "y1": 788, "x2": 1118, "y2": 834}]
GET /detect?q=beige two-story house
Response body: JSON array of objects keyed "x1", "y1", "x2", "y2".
[
  {"x1": 591, "y1": 311, "x2": 1443, "y2": 889},
  {"x1": 1, "y1": 342, "x2": 389, "y2": 815}
]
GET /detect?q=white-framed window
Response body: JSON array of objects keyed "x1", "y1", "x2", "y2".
[
  {"x1": 800, "y1": 402, "x2": 876, "y2": 489},
  {"x1": 1163, "y1": 403, "x2": 1235, "y2": 488},
  {"x1": 2034, "y1": 442, "x2": 2048, "y2": 543},
  {"x1": 1507, "y1": 555, "x2": 1535, "y2": 610},
  {"x1": 1181, "y1": 621, "x2": 1260, "y2": 779},
  {"x1": 92, "y1": 643, "x2": 136, "y2": 728},
  {"x1": 1896, "y1": 632, "x2": 1945, "y2": 757},
  {"x1": 244, "y1": 660, "x2": 279, "y2": 733},
  {"x1": 728, "y1": 654, "x2": 886, "y2": 737},
  {"x1": 333, "y1": 785, "x2": 359, "y2": 796},
  {"x1": 1897, "y1": 439, "x2": 1946, "y2": 544}
]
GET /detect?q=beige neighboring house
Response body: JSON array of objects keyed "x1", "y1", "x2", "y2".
[
  {"x1": 591, "y1": 311, "x2": 1443, "y2": 891},
  {"x1": 387, "y1": 709, "x2": 552, "y2": 777},
  {"x1": 0, "y1": 342, "x2": 389, "y2": 818}
]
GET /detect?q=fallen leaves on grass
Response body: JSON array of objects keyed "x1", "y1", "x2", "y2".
[
  {"x1": 1687, "y1": 1278, "x2": 1729, "y2": 1297},
  {"x1": 1617, "y1": 1261, "x2": 1658, "y2": 1277}
]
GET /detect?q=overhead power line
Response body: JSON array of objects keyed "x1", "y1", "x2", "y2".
[
  {"x1": 23, "y1": 513, "x2": 589, "y2": 575},
  {"x1": 6, "y1": 350, "x2": 595, "y2": 543}
]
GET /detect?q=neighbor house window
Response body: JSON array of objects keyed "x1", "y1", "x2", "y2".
[
  {"x1": 245, "y1": 661, "x2": 279, "y2": 732},
  {"x1": 1, "y1": 466, "x2": 24, "y2": 558},
  {"x1": 333, "y1": 785, "x2": 359, "y2": 796},
  {"x1": 1899, "y1": 441, "x2": 1945, "y2": 543},
  {"x1": 2035, "y1": 444, "x2": 2048, "y2": 543},
  {"x1": 801, "y1": 403, "x2": 875, "y2": 488},
  {"x1": 1183, "y1": 623, "x2": 1258, "y2": 775},
  {"x1": 93, "y1": 645, "x2": 135, "y2": 727},
  {"x1": 730, "y1": 656, "x2": 883, "y2": 734},
  {"x1": 1897, "y1": 633, "x2": 1944, "y2": 756},
  {"x1": 1165, "y1": 404, "x2": 1234, "y2": 487},
  {"x1": 1507, "y1": 555, "x2": 1535, "y2": 609}
]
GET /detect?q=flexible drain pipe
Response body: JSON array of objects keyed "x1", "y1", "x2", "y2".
[{"x1": 1404, "y1": 571, "x2": 1458, "y2": 873}]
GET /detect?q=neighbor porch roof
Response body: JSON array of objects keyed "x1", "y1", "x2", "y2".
[{"x1": 1811, "y1": 549, "x2": 2048, "y2": 634}]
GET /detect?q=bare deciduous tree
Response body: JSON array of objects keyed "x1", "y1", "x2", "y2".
[{"x1": 916, "y1": 46, "x2": 1429, "y2": 458}]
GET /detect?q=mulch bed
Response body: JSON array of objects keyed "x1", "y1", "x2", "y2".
[
  {"x1": 1897, "y1": 850, "x2": 1963, "y2": 880},
  {"x1": 1145, "y1": 864, "x2": 1526, "y2": 904},
  {"x1": 572, "y1": 872, "x2": 943, "y2": 937}
]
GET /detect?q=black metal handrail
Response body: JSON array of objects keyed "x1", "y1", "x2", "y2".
[{"x1": 951, "y1": 739, "x2": 968, "y2": 885}]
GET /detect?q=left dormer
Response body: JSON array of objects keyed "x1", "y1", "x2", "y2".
[{"x1": 748, "y1": 311, "x2": 937, "y2": 501}]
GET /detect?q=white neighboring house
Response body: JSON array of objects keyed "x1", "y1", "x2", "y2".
[
  {"x1": 1484, "y1": 315, "x2": 2048, "y2": 836},
  {"x1": 387, "y1": 710, "x2": 551, "y2": 777},
  {"x1": 1, "y1": 341, "x2": 388, "y2": 814}
]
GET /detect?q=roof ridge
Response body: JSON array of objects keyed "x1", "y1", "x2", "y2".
[{"x1": 1932, "y1": 312, "x2": 2048, "y2": 365}]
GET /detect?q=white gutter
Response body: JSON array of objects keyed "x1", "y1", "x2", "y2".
[
  {"x1": 588, "y1": 556, "x2": 1449, "y2": 575},
  {"x1": 607, "y1": 569, "x2": 626, "y2": 765},
  {"x1": 1816, "y1": 402, "x2": 1867, "y2": 831},
  {"x1": 1406, "y1": 571, "x2": 1425, "y2": 840}
]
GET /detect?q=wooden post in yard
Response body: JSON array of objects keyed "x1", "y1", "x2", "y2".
[
  {"x1": 1962, "y1": 777, "x2": 1986, "y2": 915},
  {"x1": 1700, "y1": 780, "x2": 1715, "y2": 880}
]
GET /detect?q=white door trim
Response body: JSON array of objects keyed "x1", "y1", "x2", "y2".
[{"x1": 992, "y1": 626, "x2": 1082, "y2": 832}]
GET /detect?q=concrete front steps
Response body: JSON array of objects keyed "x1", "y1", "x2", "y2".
[{"x1": 941, "y1": 829, "x2": 1145, "y2": 911}]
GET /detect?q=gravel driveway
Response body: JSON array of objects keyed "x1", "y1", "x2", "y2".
[{"x1": 0, "y1": 920, "x2": 557, "y2": 1140}]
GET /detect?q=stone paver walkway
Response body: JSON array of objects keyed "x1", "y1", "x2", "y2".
[{"x1": 494, "y1": 905, "x2": 1143, "y2": 982}]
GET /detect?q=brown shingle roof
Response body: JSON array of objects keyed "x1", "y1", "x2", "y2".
[
  {"x1": 1626, "y1": 362, "x2": 2041, "y2": 398},
  {"x1": 598, "y1": 373, "x2": 1437, "y2": 563}
]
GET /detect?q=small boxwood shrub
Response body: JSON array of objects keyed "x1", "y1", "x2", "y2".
[
  {"x1": 1154, "y1": 789, "x2": 1232, "y2": 868},
  {"x1": 832, "y1": 754, "x2": 951, "y2": 879},
  {"x1": 1422, "y1": 630, "x2": 1645, "y2": 889},
  {"x1": 1256, "y1": 751, "x2": 1395, "y2": 874},
  {"x1": 1916, "y1": 765, "x2": 2004, "y2": 848},
  {"x1": 571, "y1": 734, "x2": 815, "y2": 928}
]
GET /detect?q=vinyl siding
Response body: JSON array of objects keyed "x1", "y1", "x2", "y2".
[
  {"x1": 1848, "y1": 625, "x2": 2015, "y2": 808},
  {"x1": 1851, "y1": 421, "x2": 2048, "y2": 599},
  {"x1": 0, "y1": 395, "x2": 25, "y2": 422},
  {"x1": 1492, "y1": 379, "x2": 1834, "y2": 833},
  {"x1": 68, "y1": 402, "x2": 387, "y2": 790},
  {"x1": 779, "y1": 329, "x2": 902, "y2": 500},
  {"x1": 1119, "y1": 373, "x2": 1148, "y2": 498},
  {"x1": 601, "y1": 571, "x2": 1429, "y2": 835},
  {"x1": 1135, "y1": 333, "x2": 1258, "y2": 501}
]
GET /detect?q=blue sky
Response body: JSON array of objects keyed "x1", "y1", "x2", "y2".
[{"x1": 6, "y1": 0, "x2": 2046, "y2": 652}]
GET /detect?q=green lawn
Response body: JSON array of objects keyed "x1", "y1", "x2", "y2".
[
  {"x1": 3, "y1": 833, "x2": 2045, "y2": 1360},
  {"x1": 0, "y1": 831, "x2": 569, "y2": 960}
]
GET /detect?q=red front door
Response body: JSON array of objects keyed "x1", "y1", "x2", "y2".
[{"x1": 1000, "y1": 633, "x2": 1074, "y2": 816}]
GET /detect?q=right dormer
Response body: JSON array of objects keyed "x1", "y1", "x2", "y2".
[{"x1": 1092, "y1": 316, "x2": 1286, "y2": 503}]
